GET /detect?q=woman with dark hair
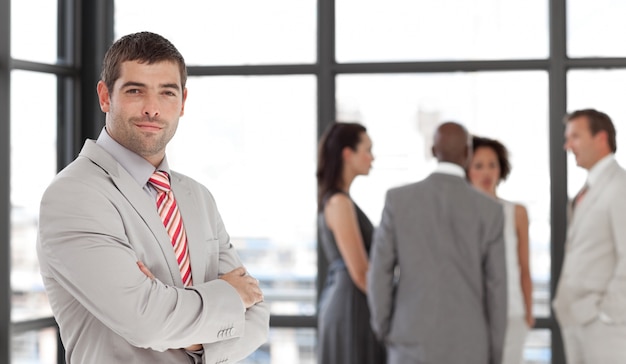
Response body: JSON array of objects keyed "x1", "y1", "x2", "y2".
[
  {"x1": 467, "y1": 136, "x2": 534, "y2": 364},
  {"x1": 316, "y1": 122, "x2": 386, "y2": 364}
]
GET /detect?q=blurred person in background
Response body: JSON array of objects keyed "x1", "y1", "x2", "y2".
[
  {"x1": 553, "y1": 108, "x2": 626, "y2": 363},
  {"x1": 316, "y1": 122, "x2": 386, "y2": 364},
  {"x1": 467, "y1": 135, "x2": 534, "y2": 364},
  {"x1": 368, "y1": 122, "x2": 506, "y2": 364}
]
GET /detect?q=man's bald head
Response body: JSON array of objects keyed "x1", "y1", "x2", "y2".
[{"x1": 431, "y1": 122, "x2": 471, "y2": 167}]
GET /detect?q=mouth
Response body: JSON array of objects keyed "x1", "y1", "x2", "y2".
[{"x1": 135, "y1": 123, "x2": 162, "y2": 132}]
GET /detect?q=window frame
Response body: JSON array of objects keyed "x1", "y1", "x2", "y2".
[{"x1": 3, "y1": 0, "x2": 626, "y2": 363}]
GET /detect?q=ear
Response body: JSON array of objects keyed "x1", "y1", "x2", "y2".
[
  {"x1": 594, "y1": 130, "x2": 608, "y2": 144},
  {"x1": 591, "y1": 129, "x2": 612, "y2": 154},
  {"x1": 96, "y1": 81, "x2": 110, "y2": 113},
  {"x1": 180, "y1": 87, "x2": 188, "y2": 117},
  {"x1": 463, "y1": 146, "x2": 471, "y2": 167},
  {"x1": 431, "y1": 145, "x2": 436, "y2": 158},
  {"x1": 342, "y1": 146, "x2": 353, "y2": 161}
]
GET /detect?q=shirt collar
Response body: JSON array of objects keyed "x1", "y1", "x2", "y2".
[
  {"x1": 95, "y1": 127, "x2": 171, "y2": 187},
  {"x1": 434, "y1": 162, "x2": 466, "y2": 178},
  {"x1": 586, "y1": 154, "x2": 614, "y2": 188}
]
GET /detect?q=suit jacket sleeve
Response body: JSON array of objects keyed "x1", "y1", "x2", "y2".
[
  {"x1": 38, "y1": 174, "x2": 268, "y2": 356},
  {"x1": 598, "y1": 185, "x2": 626, "y2": 322},
  {"x1": 367, "y1": 190, "x2": 397, "y2": 340},
  {"x1": 197, "y1": 193, "x2": 270, "y2": 363},
  {"x1": 483, "y1": 205, "x2": 507, "y2": 364}
]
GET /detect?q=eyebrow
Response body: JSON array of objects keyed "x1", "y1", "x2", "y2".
[{"x1": 120, "y1": 81, "x2": 180, "y2": 91}]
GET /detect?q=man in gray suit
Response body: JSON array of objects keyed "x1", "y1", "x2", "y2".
[
  {"x1": 553, "y1": 109, "x2": 626, "y2": 363},
  {"x1": 367, "y1": 122, "x2": 507, "y2": 364},
  {"x1": 37, "y1": 32, "x2": 269, "y2": 363}
]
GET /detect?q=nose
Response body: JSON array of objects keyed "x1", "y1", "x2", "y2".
[{"x1": 142, "y1": 94, "x2": 160, "y2": 120}]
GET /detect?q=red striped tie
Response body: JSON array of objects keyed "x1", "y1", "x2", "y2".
[{"x1": 148, "y1": 171, "x2": 193, "y2": 287}]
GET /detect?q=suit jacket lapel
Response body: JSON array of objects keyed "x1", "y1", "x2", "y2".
[
  {"x1": 79, "y1": 140, "x2": 182, "y2": 286},
  {"x1": 171, "y1": 173, "x2": 209, "y2": 284}
]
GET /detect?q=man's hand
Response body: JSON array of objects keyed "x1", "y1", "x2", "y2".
[
  {"x1": 526, "y1": 314, "x2": 535, "y2": 328},
  {"x1": 137, "y1": 261, "x2": 155, "y2": 280},
  {"x1": 136, "y1": 261, "x2": 203, "y2": 352},
  {"x1": 219, "y1": 267, "x2": 264, "y2": 308}
]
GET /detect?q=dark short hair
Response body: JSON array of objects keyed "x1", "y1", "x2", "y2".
[
  {"x1": 316, "y1": 122, "x2": 367, "y2": 211},
  {"x1": 471, "y1": 136, "x2": 511, "y2": 181},
  {"x1": 565, "y1": 108, "x2": 617, "y2": 153},
  {"x1": 100, "y1": 31, "x2": 187, "y2": 95}
]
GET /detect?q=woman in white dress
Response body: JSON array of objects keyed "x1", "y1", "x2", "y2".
[{"x1": 467, "y1": 136, "x2": 534, "y2": 364}]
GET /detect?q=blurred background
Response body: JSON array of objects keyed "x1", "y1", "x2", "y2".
[{"x1": 4, "y1": 0, "x2": 626, "y2": 363}]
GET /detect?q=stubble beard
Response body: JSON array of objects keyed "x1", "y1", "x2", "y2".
[
  {"x1": 128, "y1": 130, "x2": 169, "y2": 159},
  {"x1": 113, "y1": 115, "x2": 176, "y2": 160}
]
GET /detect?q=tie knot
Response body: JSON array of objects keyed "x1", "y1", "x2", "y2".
[{"x1": 148, "y1": 170, "x2": 171, "y2": 192}]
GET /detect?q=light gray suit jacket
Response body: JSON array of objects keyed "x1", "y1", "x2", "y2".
[
  {"x1": 37, "y1": 140, "x2": 269, "y2": 364},
  {"x1": 367, "y1": 172, "x2": 507, "y2": 364},
  {"x1": 553, "y1": 158, "x2": 626, "y2": 327}
]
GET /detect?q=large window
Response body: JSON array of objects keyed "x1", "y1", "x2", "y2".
[
  {"x1": 337, "y1": 71, "x2": 552, "y2": 361},
  {"x1": 10, "y1": 0, "x2": 57, "y2": 63},
  {"x1": 10, "y1": 71, "x2": 56, "y2": 322},
  {"x1": 567, "y1": 0, "x2": 626, "y2": 58},
  {"x1": 567, "y1": 70, "x2": 626, "y2": 194},
  {"x1": 3, "y1": 0, "x2": 626, "y2": 363},
  {"x1": 168, "y1": 75, "x2": 318, "y2": 318},
  {"x1": 9, "y1": 0, "x2": 65, "y2": 362},
  {"x1": 336, "y1": 0, "x2": 548, "y2": 62},
  {"x1": 114, "y1": 0, "x2": 317, "y2": 66}
]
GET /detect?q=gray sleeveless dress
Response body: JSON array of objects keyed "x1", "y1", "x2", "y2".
[{"x1": 317, "y1": 192, "x2": 386, "y2": 364}]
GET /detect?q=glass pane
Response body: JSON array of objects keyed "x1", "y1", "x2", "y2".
[
  {"x1": 336, "y1": 0, "x2": 548, "y2": 62},
  {"x1": 567, "y1": 0, "x2": 626, "y2": 58},
  {"x1": 11, "y1": 327, "x2": 58, "y2": 364},
  {"x1": 11, "y1": 71, "x2": 56, "y2": 321},
  {"x1": 11, "y1": 0, "x2": 58, "y2": 63},
  {"x1": 167, "y1": 75, "x2": 317, "y2": 315},
  {"x1": 567, "y1": 70, "x2": 626, "y2": 196},
  {"x1": 241, "y1": 328, "x2": 315, "y2": 364},
  {"x1": 523, "y1": 329, "x2": 551, "y2": 364},
  {"x1": 114, "y1": 0, "x2": 316, "y2": 66},
  {"x1": 337, "y1": 71, "x2": 551, "y2": 317}
]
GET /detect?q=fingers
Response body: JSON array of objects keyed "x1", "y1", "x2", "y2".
[
  {"x1": 246, "y1": 275, "x2": 264, "y2": 303},
  {"x1": 137, "y1": 261, "x2": 155, "y2": 280},
  {"x1": 184, "y1": 344, "x2": 203, "y2": 351},
  {"x1": 136, "y1": 262, "x2": 262, "y2": 306},
  {"x1": 244, "y1": 275, "x2": 259, "y2": 285},
  {"x1": 219, "y1": 268, "x2": 264, "y2": 308}
]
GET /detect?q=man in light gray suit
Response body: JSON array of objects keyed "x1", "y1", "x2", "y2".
[
  {"x1": 367, "y1": 122, "x2": 507, "y2": 364},
  {"x1": 553, "y1": 109, "x2": 626, "y2": 363},
  {"x1": 37, "y1": 32, "x2": 269, "y2": 363}
]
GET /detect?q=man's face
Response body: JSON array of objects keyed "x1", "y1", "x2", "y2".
[
  {"x1": 564, "y1": 116, "x2": 605, "y2": 170},
  {"x1": 97, "y1": 60, "x2": 187, "y2": 166}
]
